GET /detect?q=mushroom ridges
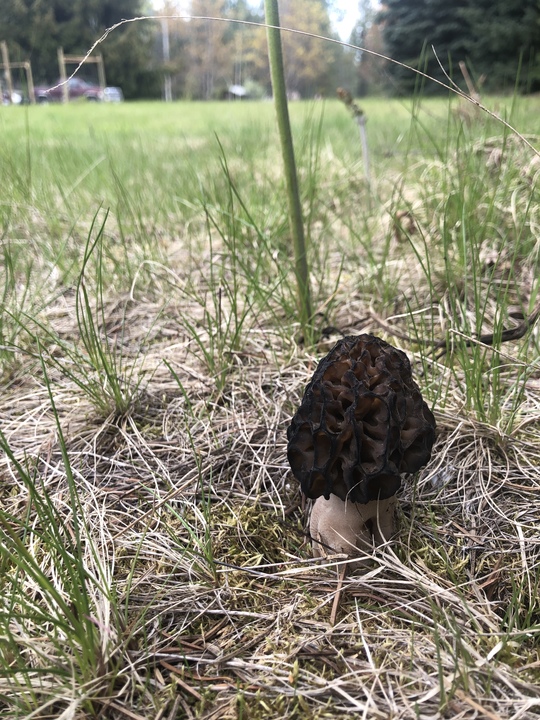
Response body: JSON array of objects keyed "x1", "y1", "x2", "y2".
[{"x1": 287, "y1": 334, "x2": 436, "y2": 505}]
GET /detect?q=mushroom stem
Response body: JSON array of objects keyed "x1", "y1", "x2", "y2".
[{"x1": 310, "y1": 494, "x2": 396, "y2": 565}]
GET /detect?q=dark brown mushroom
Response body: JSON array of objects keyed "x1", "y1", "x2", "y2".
[{"x1": 287, "y1": 334, "x2": 436, "y2": 561}]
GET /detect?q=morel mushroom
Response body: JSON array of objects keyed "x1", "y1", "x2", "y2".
[{"x1": 287, "y1": 334, "x2": 435, "y2": 562}]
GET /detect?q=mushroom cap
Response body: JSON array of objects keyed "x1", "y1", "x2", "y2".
[{"x1": 287, "y1": 334, "x2": 436, "y2": 504}]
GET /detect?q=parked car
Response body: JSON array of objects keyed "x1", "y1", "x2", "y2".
[{"x1": 34, "y1": 77, "x2": 103, "y2": 103}]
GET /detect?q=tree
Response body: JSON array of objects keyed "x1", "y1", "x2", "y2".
[
  {"x1": 0, "y1": 0, "x2": 159, "y2": 98},
  {"x1": 379, "y1": 0, "x2": 469, "y2": 94},
  {"x1": 224, "y1": 0, "x2": 265, "y2": 92},
  {"x1": 280, "y1": 0, "x2": 340, "y2": 97},
  {"x1": 350, "y1": 0, "x2": 388, "y2": 96},
  {"x1": 151, "y1": 0, "x2": 266, "y2": 100},
  {"x1": 183, "y1": 0, "x2": 232, "y2": 99},
  {"x1": 379, "y1": 0, "x2": 540, "y2": 95},
  {"x1": 163, "y1": 0, "x2": 345, "y2": 100},
  {"x1": 246, "y1": 0, "x2": 341, "y2": 98},
  {"x1": 459, "y1": 0, "x2": 540, "y2": 92},
  {"x1": 154, "y1": 0, "x2": 191, "y2": 99},
  {"x1": 103, "y1": 20, "x2": 160, "y2": 99}
]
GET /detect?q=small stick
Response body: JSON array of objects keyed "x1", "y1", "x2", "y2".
[
  {"x1": 433, "y1": 296, "x2": 540, "y2": 357},
  {"x1": 368, "y1": 296, "x2": 540, "y2": 358},
  {"x1": 459, "y1": 61, "x2": 481, "y2": 101},
  {"x1": 330, "y1": 563, "x2": 348, "y2": 626}
]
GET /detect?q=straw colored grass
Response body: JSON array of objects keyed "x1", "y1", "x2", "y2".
[
  {"x1": 3, "y1": 292, "x2": 540, "y2": 719},
  {"x1": 2, "y1": 98, "x2": 540, "y2": 719}
]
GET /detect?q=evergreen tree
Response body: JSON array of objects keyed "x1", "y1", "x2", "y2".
[
  {"x1": 460, "y1": 0, "x2": 540, "y2": 91},
  {"x1": 379, "y1": 0, "x2": 469, "y2": 94},
  {"x1": 379, "y1": 0, "x2": 540, "y2": 94}
]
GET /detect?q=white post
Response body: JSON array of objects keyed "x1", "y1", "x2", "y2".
[{"x1": 161, "y1": 18, "x2": 172, "y2": 102}]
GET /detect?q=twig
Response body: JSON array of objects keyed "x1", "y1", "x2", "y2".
[
  {"x1": 160, "y1": 661, "x2": 203, "y2": 701},
  {"x1": 433, "y1": 296, "x2": 540, "y2": 357},
  {"x1": 107, "y1": 702, "x2": 148, "y2": 720},
  {"x1": 454, "y1": 690, "x2": 503, "y2": 720},
  {"x1": 330, "y1": 563, "x2": 348, "y2": 626},
  {"x1": 368, "y1": 298, "x2": 540, "y2": 358}
]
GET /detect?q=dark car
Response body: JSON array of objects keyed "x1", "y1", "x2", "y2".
[{"x1": 34, "y1": 77, "x2": 103, "y2": 103}]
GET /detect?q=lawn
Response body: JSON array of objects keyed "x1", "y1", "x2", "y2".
[{"x1": 1, "y1": 95, "x2": 540, "y2": 718}]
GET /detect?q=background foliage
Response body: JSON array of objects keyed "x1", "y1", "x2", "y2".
[
  {"x1": 0, "y1": 0, "x2": 160, "y2": 98},
  {"x1": 1, "y1": 0, "x2": 539, "y2": 99},
  {"x1": 378, "y1": 0, "x2": 540, "y2": 94},
  {"x1": 0, "y1": 0, "x2": 353, "y2": 100}
]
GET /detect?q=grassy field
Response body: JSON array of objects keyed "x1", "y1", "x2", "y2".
[{"x1": 1, "y1": 95, "x2": 540, "y2": 719}]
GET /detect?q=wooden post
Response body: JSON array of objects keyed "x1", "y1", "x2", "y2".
[
  {"x1": 0, "y1": 55, "x2": 36, "y2": 103},
  {"x1": 60, "y1": 52, "x2": 107, "y2": 98},
  {"x1": 459, "y1": 61, "x2": 480, "y2": 102},
  {"x1": 97, "y1": 53, "x2": 106, "y2": 90},
  {"x1": 1, "y1": 41, "x2": 14, "y2": 101},
  {"x1": 57, "y1": 47, "x2": 68, "y2": 103},
  {"x1": 25, "y1": 61, "x2": 35, "y2": 104}
]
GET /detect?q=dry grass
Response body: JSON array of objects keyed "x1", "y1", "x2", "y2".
[
  {"x1": 2, "y1": 99, "x2": 540, "y2": 719},
  {"x1": 3, "y1": 282, "x2": 540, "y2": 719}
]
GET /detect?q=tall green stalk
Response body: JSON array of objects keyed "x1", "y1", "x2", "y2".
[{"x1": 264, "y1": 0, "x2": 313, "y2": 340}]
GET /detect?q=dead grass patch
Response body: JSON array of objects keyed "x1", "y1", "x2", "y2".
[{"x1": 2, "y1": 274, "x2": 540, "y2": 718}]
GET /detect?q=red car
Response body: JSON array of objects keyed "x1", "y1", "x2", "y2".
[{"x1": 34, "y1": 77, "x2": 103, "y2": 103}]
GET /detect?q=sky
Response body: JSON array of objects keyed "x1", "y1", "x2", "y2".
[
  {"x1": 151, "y1": 2, "x2": 360, "y2": 41},
  {"x1": 331, "y1": 2, "x2": 360, "y2": 41}
]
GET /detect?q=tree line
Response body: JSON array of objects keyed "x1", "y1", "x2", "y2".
[
  {"x1": 0, "y1": 0, "x2": 355, "y2": 100},
  {"x1": 372, "y1": 0, "x2": 540, "y2": 94},
  {"x1": 0, "y1": 0, "x2": 159, "y2": 98},
  {"x1": 1, "y1": 0, "x2": 538, "y2": 99}
]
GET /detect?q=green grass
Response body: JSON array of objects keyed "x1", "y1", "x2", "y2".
[{"x1": 2, "y1": 95, "x2": 540, "y2": 718}]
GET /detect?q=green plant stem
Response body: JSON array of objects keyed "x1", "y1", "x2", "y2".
[{"x1": 264, "y1": 0, "x2": 313, "y2": 340}]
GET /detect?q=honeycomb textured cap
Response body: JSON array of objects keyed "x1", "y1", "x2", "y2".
[{"x1": 287, "y1": 334, "x2": 436, "y2": 504}]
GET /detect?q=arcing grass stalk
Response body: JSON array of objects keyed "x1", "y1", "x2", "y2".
[{"x1": 264, "y1": 0, "x2": 313, "y2": 341}]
